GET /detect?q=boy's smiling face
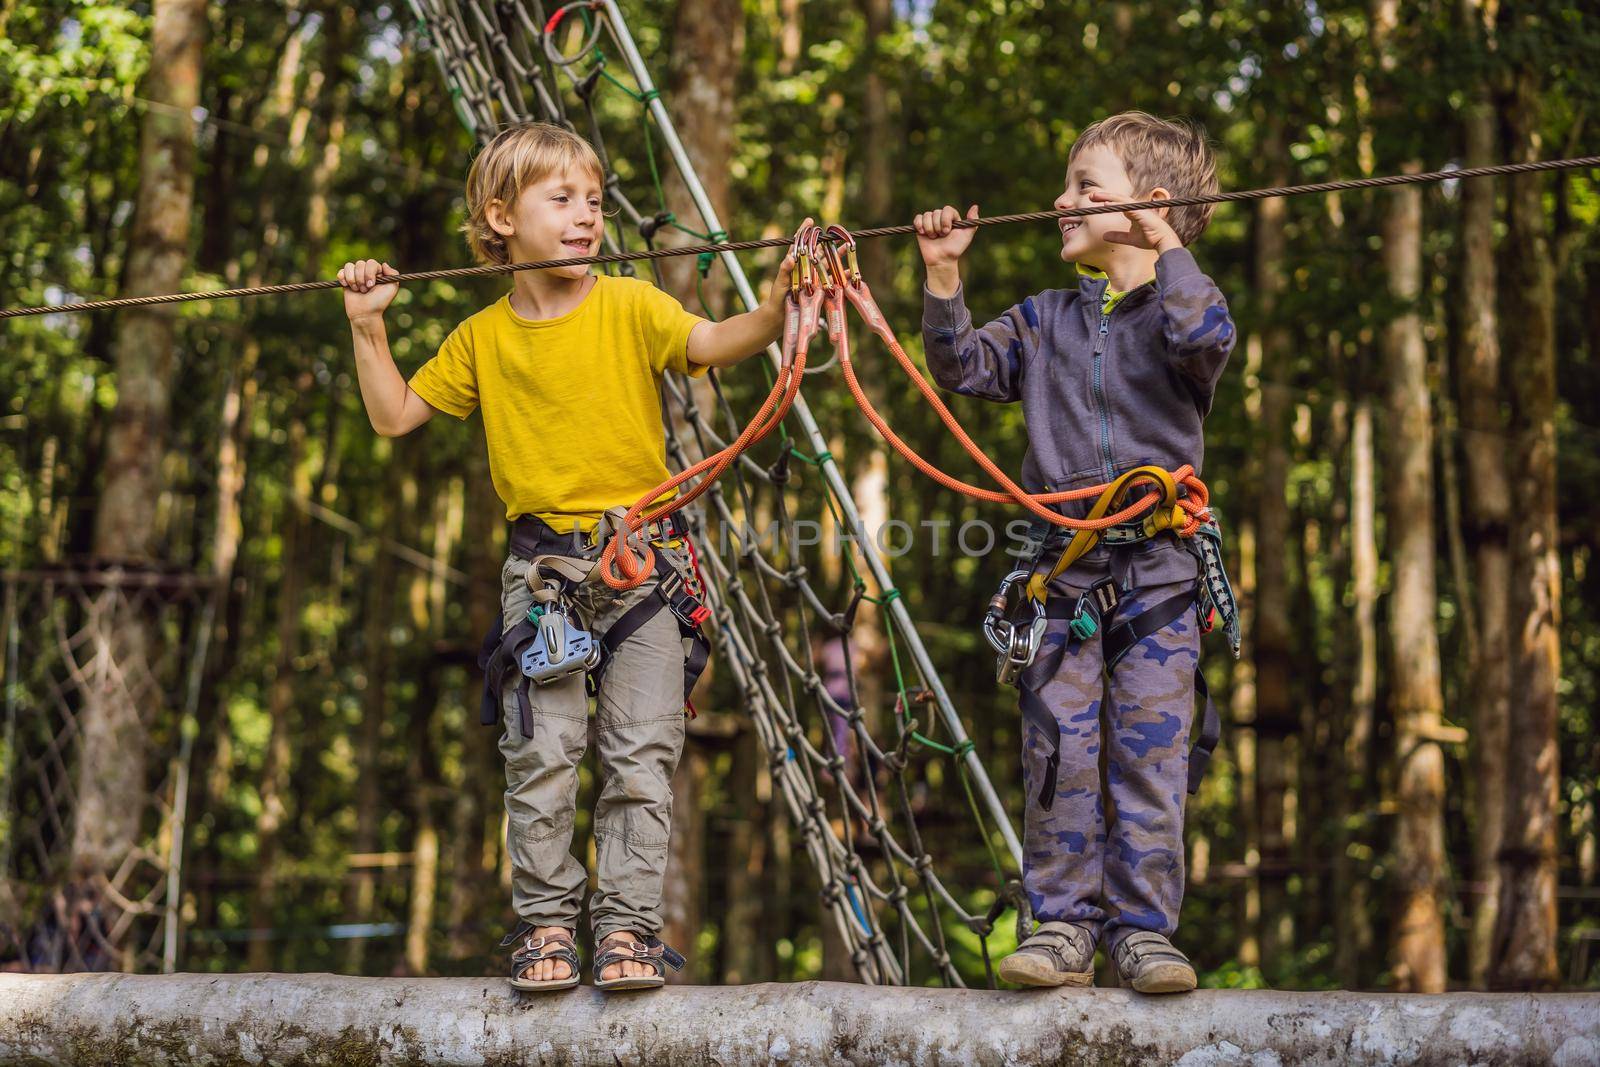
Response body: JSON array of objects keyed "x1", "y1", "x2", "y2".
[
  {"x1": 1054, "y1": 144, "x2": 1156, "y2": 268},
  {"x1": 489, "y1": 164, "x2": 604, "y2": 280}
]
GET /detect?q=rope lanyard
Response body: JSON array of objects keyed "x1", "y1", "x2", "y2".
[
  {"x1": 2, "y1": 154, "x2": 1594, "y2": 320},
  {"x1": 593, "y1": 223, "x2": 1208, "y2": 590}
]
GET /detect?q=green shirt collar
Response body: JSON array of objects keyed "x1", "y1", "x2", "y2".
[{"x1": 1077, "y1": 263, "x2": 1154, "y2": 314}]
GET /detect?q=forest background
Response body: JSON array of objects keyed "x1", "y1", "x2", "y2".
[{"x1": 2, "y1": 0, "x2": 1597, "y2": 992}]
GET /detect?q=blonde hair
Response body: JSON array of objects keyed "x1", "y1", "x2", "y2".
[
  {"x1": 1069, "y1": 112, "x2": 1219, "y2": 245},
  {"x1": 462, "y1": 122, "x2": 605, "y2": 264}
]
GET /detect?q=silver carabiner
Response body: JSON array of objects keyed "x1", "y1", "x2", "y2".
[{"x1": 982, "y1": 570, "x2": 1047, "y2": 686}]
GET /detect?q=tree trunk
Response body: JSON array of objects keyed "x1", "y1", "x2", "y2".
[
  {"x1": 659, "y1": 0, "x2": 744, "y2": 317},
  {"x1": 1378, "y1": 175, "x2": 1448, "y2": 993},
  {"x1": 1251, "y1": 125, "x2": 1295, "y2": 977},
  {"x1": 1490, "y1": 56, "x2": 1561, "y2": 992},
  {"x1": 402, "y1": 461, "x2": 447, "y2": 977},
  {"x1": 1322, "y1": 363, "x2": 1353, "y2": 978},
  {"x1": 1370, "y1": 0, "x2": 1447, "y2": 995},
  {"x1": 406, "y1": 794, "x2": 440, "y2": 976},
  {"x1": 775, "y1": 0, "x2": 802, "y2": 77},
  {"x1": 721, "y1": 727, "x2": 768, "y2": 983},
  {"x1": 245, "y1": 373, "x2": 316, "y2": 972},
  {"x1": 856, "y1": 0, "x2": 894, "y2": 287},
  {"x1": 1228, "y1": 514, "x2": 1259, "y2": 971},
  {"x1": 1455, "y1": 2, "x2": 1512, "y2": 987},
  {"x1": 342, "y1": 483, "x2": 398, "y2": 974},
  {"x1": 1335, "y1": 391, "x2": 1379, "y2": 989},
  {"x1": 6, "y1": 974, "x2": 1595, "y2": 1067},
  {"x1": 71, "y1": 0, "x2": 207, "y2": 885},
  {"x1": 445, "y1": 446, "x2": 505, "y2": 945}
]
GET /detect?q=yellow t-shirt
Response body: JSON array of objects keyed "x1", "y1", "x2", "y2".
[{"x1": 408, "y1": 275, "x2": 707, "y2": 532}]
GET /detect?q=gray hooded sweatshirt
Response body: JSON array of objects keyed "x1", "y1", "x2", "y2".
[{"x1": 921, "y1": 247, "x2": 1236, "y2": 589}]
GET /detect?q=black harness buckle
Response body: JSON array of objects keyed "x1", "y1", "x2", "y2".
[
  {"x1": 658, "y1": 569, "x2": 712, "y2": 629},
  {"x1": 1068, "y1": 578, "x2": 1120, "y2": 642}
]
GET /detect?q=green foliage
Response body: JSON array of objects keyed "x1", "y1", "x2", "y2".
[{"x1": 1, "y1": 0, "x2": 1596, "y2": 990}]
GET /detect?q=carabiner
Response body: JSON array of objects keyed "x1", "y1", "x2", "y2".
[
  {"x1": 790, "y1": 222, "x2": 831, "y2": 296},
  {"x1": 982, "y1": 569, "x2": 1047, "y2": 686},
  {"x1": 790, "y1": 245, "x2": 812, "y2": 296},
  {"x1": 822, "y1": 224, "x2": 861, "y2": 287}
]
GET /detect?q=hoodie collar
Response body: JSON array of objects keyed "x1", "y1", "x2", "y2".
[{"x1": 1076, "y1": 263, "x2": 1155, "y2": 315}]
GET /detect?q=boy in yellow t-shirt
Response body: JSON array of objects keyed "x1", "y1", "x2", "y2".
[{"x1": 338, "y1": 122, "x2": 799, "y2": 992}]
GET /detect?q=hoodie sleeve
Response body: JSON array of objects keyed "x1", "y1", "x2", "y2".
[
  {"x1": 920, "y1": 283, "x2": 1040, "y2": 404},
  {"x1": 1154, "y1": 248, "x2": 1235, "y2": 410}
]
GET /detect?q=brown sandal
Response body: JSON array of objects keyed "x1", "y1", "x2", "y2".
[
  {"x1": 592, "y1": 932, "x2": 685, "y2": 991},
  {"x1": 503, "y1": 924, "x2": 580, "y2": 991}
]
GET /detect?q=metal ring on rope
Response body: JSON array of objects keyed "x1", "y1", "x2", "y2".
[
  {"x1": 803, "y1": 351, "x2": 840, "y2": 375},
  {"x1": 542, "y1": 1, "x2": 605, "y2": 67}
]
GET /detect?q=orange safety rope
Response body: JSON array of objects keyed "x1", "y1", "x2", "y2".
[
  {"x1": 596, "y1": 223, "x2": 1211, "y2": 591},
  {"x1": 816, "y1": 226, "x2": 1211, "y2": 536},
  {"x1": 595, "y1": 228, "x2": 824, "y2": 588}
]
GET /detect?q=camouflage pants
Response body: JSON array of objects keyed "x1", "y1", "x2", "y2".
[{"x1": 1018, "y1": 579, "x2": 1200, "y2": 950}]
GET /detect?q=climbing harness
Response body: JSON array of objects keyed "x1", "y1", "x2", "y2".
[
  {"x1": 1012, "y1": 566, "x2": 1227, "y2": 809},
  {"x1": 790, "y1": 225, "x2": 1243, "y2": 809},
  {"x1": 478, "y1": 509, "x2": 714, "y2": 738}
]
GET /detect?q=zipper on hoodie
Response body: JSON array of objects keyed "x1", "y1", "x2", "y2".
[{"x1": 1091, "y1": 307, "x2": 1114, "y2": 479}]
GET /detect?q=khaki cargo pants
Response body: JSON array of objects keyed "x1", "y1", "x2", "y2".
[{"x1": 497, "y1": 548, "x2": 688, "y2": 942}]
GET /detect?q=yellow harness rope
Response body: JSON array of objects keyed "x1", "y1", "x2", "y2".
[{"x1": 1025, "y1": 465, "x2": 1184, "y2": 604}]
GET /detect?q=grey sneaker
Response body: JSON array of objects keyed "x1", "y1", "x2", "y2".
[
  {"x1": 1112, "y1": 931, "x2": 1197, "y2": 994},
  {"x1": 997, "y1": 920, "x2": 1095, "y2": 987}
]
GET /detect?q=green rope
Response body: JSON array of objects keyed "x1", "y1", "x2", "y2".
[
  {"x1": 880, "y1": 607, "x2": 910, "y2": 708},
  {"x1": 908, "y1": 733, "x2": 964, "y2": 756},
  {"x1": 697, "y1": 228, "x2": 729, "y2": 275},
  {"x1": 960, "y1": 761, "x2": 1010, "y2": 879},
  {"x1": 786, "y1": 447, "x2": 835, "y2": 468},
  {"x1": 668, "y1": 218, "x2": 720, "y2": 241},
  {"x1": 639, "y1": 105, "x2": 671, "y2": 208},
  {"x1": 595, "y1": 64, "x2": 641, "y2": 98},
  {"x1": 693, "y1": 271, "x2": 719, "y2": 321}
]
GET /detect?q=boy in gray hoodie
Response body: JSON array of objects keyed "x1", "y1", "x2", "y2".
[{"x1": 915, "y1": 112, "x2": 1235, "y2": 993}]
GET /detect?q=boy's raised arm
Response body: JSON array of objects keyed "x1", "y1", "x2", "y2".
[
  {"x1": 1153, "y1": 248, "x2": 1235, "y2": 410},
  {"x1": 339, "y1": 258, "x2": 439, "y2": 437},
  {"x1": 1087, "y1": 189, "x2": 1235, "y2": 407},
  {"x1": 915, "y1": 204, "x2": 1033, "y2": 403},
  {"x1": 684, "y1": 299, "x2": 785, "y2": 370}
]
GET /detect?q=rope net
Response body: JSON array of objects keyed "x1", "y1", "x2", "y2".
[
  {"x1": 406, "y1": 0, "x2": 1022, "y2": 984},
  {"x1": 0, "y1": 569, "x2": 213, "y2": 973}
]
